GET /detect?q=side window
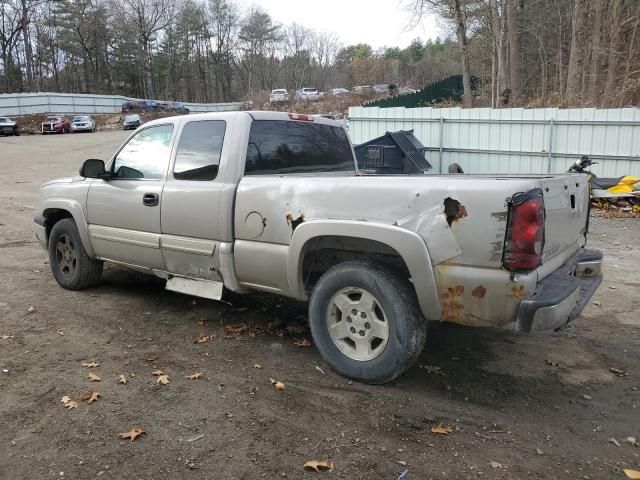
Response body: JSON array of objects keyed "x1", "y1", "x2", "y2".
[
  {"x1": 245, "y1": 120, "x2": 355, "y2": 175},
  {"x1": 173, "y1": 120, "x2": 226, "y2": 180},
  {"x1": 113, "y1": 124, "x2": 173, "y2": 179}
]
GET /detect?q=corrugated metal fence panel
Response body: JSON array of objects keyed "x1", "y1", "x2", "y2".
[
  {"x1": 348, "y1": 106, "x2": 640, "y2": 177},
  {"x1": 0, "y1": 92, "x2": 244, "y2": 116}
]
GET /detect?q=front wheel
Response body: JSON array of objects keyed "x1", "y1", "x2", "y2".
[
  {"x1": 308, "y1": 261, "x2": 427, "y2": 384},
  {"x1": 48, "y1": 218, "x2": 103, "y2": 290}
]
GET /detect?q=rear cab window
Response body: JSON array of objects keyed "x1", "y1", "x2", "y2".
[
  {"x1": 173, "y1": 120, "x2": 226, "y2": 180},
  {"x1": 245, "y1": 120, "x2": 354, "y2": 175}
]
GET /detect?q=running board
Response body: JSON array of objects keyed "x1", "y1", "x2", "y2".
[{"x1": 165, "y1": 277, "x2": 224, "y2": 300}]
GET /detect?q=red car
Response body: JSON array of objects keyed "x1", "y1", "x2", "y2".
[{"x1": 41, "y1": 115, "x2": 71, "y2": 134}]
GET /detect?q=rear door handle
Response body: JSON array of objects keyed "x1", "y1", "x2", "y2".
[{"x1": 143, "y1": 193, "x2": 159, "y2": 206}]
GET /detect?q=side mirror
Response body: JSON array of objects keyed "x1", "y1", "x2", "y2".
[{"x1": 79, "y1": 159, "x2": 109, "y2": 179}]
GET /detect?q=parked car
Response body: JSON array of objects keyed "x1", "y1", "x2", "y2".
[
  {"x1": 373, "y1": 83, "x2": 390, "y2": 93},
  {"x1": 70, "y1": 115, "x2": 96, "y2": 133},
  {"x1": 123, "y1": 114, "x2": 142, "y2": 130},
  {"x1": 269, "y1": 89, "x2": 289, "y2": 103},
  {"x1": 351, "y1": 85, "x2": 374, "y2": 95},
  {"x1": 295, "y1": 87, "x2": 320, "y2": 101},
  {"x1": 158, "y1": 101, "x2": 190, "y2": 114},
  {"x1": 41, "y1": 115, "x2": 70, "y2": 134},
  {"x1": 329, "y1": 88, "x2": 349, "y2": 97},
  {"x1": 35, "y1": 111, "x2": 603, "y2": 385},
  {"x1": 0, "y1": 116, "x2": 20, "y2": 136}
]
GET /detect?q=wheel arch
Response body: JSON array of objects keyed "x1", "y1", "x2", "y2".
[
  {"x1": 42, "y1": 199, "x2": 95, "y2": 257},
  {"x1": 287, "y1": 220, "x2": 441, "y2": 320}
]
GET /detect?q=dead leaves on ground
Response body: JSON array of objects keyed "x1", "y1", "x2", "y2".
[
  {"x1": 253, "y1": 363, "x2": 262, "y2": 369},
  {"x1": 157, "y1": 375, "x2": 170, "y2": 385},
  {"x1": 118, "y1": 374, "x2": 127, "y2": 384},
  {"x1": 303, "y1": 459, "x2": 334, "y2": 472},
  {"x1": 420, "y1": 365, "x2": 444, "y2": 375},
  {"x1": 269, "y1": 378, "x2": 286, "y2": 391},
  {"x1": 144, "y1": 355, "x2": 159, "y2": 362},
  {"x1": 118, "y1": 426, "x2": 145, "y2": 442},
  {"x1": 293, "y1": 338, "x2": 311, "y2": 347},
  {"x1": 61, "y1": 396, "x2": 79, "y2": 409},
  {"x1": 625, "y1": 469, "x2": 640, "y2": 479},
  {"x1": 193, "y1": 333, "x2": 214, "y2": 344},
  {"x1": 87, "y1": 372, "x2": 101, "y2": 382},
  {"x1": 81, "y1": 361, "x2": 100, "y2": 368},
  {"x1": 151, "y1": 370, "x2": 164, "y2": 376},
  {"x1": 0, "y1": 334, "x2": 14, "y2": 340},
  {"x1": 185, "y1": 372, "x2": 202, "y2": 380},
  {"x1": 431, "y1": 423, "x2": 454, "y2": 435},
  {"x1": 81, "y1": 391, "x2": 100, "y2": 404},
  {"x1": 222, "y1": 319, "x2": 309, "y2": 339}
]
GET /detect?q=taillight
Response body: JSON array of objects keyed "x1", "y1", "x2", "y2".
[
  {"x1": 288, "y1": 113, "x2": 314, "y2": 122},
  {"x1": 503, "y1": 188, "x2": 545, "y2": 271}
]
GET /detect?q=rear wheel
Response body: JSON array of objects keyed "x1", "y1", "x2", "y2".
[
  {"x1": 308, "y1": 261, "x2": 427, "y2": 384},
  {"x1": 48, "y1": 218, "x2": 103, "y2": 290}
]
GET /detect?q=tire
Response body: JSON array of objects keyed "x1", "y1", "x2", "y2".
[
  {"x1": 308, "y1": 261, "x2": 427, "y2": 384},
  {"x1": 14, "y1": 130, "x2": 20, "y2": 136},
  {"x1": 48, "y1": 218, "x2": 103, "y2": 290},
  {"x1": 448, "y1": 162, "x2": 464, "y2": 174}
]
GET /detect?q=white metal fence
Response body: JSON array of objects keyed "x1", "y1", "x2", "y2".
[
  {"x1": 348, "y1": 106, "x2": 640, "y2": 178},
  {"x1": 0, "y1": 92, "x2": 245, "y2": 116}
]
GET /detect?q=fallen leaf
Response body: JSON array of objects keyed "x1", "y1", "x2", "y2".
[
  {"x1": 118, "y1": 375, "x2": 127, "y2": 384},
  {"x1": 626, "y1": 437, "x2": 638, "y2": 447},
  {"x1": 490, "y1": 461, "x2": 506, "y2": 469},
  {"x1": 545, "y1": 359, "x2": 561, "y2": 367},
  {"x1": 151, "y1": 370, "x2": 164, "y2": 376},
  {"x1": 185, "y1": 372, "x2": 202, "y2": 380},
  {"x1": 254, "y1": 363, "x2": 262, "y2": 369},
  {"x1": 118, "y1": 426, "x2": 145, "y2": 442},
  {"x1": 201, "y1": 352, "x2": 209, "y2": 357},
  {"x1": 196, "y1": 319, "x2": 207, "y2": 326},
  {"x1": 157, "y1": 374, "x2": 170, "y2": 385},
  {"x1": 81, "y1": 391, "x2": 100, "y2": 404},
  {"x1": 81, "y1": 361, "x2": 100, "y2": 368},
  {"x1": 431, "y1": 423, "x2": 454, "y2": 435},
  {"x1": 27, "y1": 306, "x2": 35, "y2": 313},
  {"x1": 56, "y1": 330, "x2": 64, "y2": 336},
  {"x1": 423, "y1": 365, "x2": 443, "y2": 375},
  {"x1": 269, "y1": 378, "x2": 286, "y2": 391},
  {"x1": 315, "y1": 365, "x2": 325, "y2": 375},
  {"x1": 293, "y1": 338, "x2": 311, "y2": 347},
  {"x1": 609, "y1": 437, "x2": 622, "y2": 447},
  {"x1": 303, "y1": 460, "x2": 334, "y2": 472},
  {"x1": 64, "y1": 400, "x2": 79, "y2": 409},
  {"x1": 625, "y1": 469, "x2": 640, "y2": 479},
  {"x1": 193, "y1": 334, "x2": 210, "y2": 344},
  {"x1": 144, "y1": 355, "x2": 159, "y2": 362},
  {"x1": 61, "y1": 395, "x2": 71, "y2": 405},
  {"x1": 88, "y1": 372, "x2": 101, "y2": 382},
  {"x1": 610, "y1": 367, "x2": 626, "y2": 376},
  {"x1": 0, "y1": 335, "x2": 14, "y2": 340}
]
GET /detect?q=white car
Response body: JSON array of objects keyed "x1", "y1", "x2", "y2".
[
  {"x1": 269, "y1": 89, "x2": 289, "y2": 103},
  {"x1": 70, "y1": 115, "x2": 96, "y2": 133},
  {"x1": 295, "y1": 88, "x2": 320, "y2": 101}
]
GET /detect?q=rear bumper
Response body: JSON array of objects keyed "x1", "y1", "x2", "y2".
[{"x1": 516, "y1": 249, "x2": 603, "y2": 332}]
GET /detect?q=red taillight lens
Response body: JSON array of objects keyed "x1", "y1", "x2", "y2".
[
  {"x1": 503, "y1": 189, "x2": 545, "y2": 271},
  {"x1": 288, "y1": 113, "x2": 314, "y2": 122}
]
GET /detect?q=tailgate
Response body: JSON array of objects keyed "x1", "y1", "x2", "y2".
[{"x1": 538, "y1": 175, "x2": 589, "y2": 262}]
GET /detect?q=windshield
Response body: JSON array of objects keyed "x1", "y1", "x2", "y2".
[
  {"x1": 303, "y1": 88, "x2": 317, "y2": 93},
  {"x1": 0, "y1": 117, "x2": 9, "y2": 122},
  {"x1": 73, "y1": 116, "x2": 89, "y2": 122},
  {"x1": 272, "y1": 89, "x2": 287, "y2": 94},
  {"x1": 124, "y1": 115, "x2": 139, "y2": 122}
]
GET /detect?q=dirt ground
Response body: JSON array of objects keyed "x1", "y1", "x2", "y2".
[{"x1": 1, "y1": 130, "x2": 639, "y2": 480}]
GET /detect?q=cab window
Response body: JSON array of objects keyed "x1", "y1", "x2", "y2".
[
  {"x1": 173, "y1": 120, "x2": 226, "y2": 180},
  {"x1": 113, "y1": 124, "x2": 173, "y2": 179}
]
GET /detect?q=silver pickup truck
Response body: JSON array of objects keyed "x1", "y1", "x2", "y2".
[{"x1": 34, "y1": 111, "x2": 603, "y2": 383}]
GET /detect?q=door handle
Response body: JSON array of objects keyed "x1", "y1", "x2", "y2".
[{"x1": 143, "y1": 193, "x2": 159, "y2": 206}]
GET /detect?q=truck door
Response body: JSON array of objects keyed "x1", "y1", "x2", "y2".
[
  {"x1": 86, "y1": 124, "x2": 174, "y2": 269},
  {"x1": 160, "y1": 119, "x2": 228, "y2": 280}
]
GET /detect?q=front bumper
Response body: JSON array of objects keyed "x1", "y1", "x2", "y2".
[
  {"x1": 34, "y1": 214, "x2": 47, "y2": 249},
  {"x1": 516, "y1": 249, "x2": 603, "y2": 332}
]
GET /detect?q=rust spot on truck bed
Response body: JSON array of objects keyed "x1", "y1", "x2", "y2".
[
  {"x1": 511, "y1": 285, "x2": 528, "y2": 299},
  {"x1": 440, "y1": 285, "x2": 465, "y2": 321},
  {"x1": 286, "y1": 213, "x2": 305, "y2": 235},
  {"x1": 471, "y1": 285, "x2": 487, "y2": 299},
  {"x1": 443, "y1": 198, "x2": 468, "y2": 226}
]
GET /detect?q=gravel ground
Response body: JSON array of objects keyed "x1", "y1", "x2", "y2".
[{"x1": 1, "y1": 131, "x2": 639, "y2": 479}]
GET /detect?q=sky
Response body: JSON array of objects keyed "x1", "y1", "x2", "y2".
[{"x1": 244, "y1": 0, "x2": 442, "y2": 50}]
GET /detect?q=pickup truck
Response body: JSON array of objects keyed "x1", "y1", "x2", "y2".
[{"x1": 34, "y1": 111, "x2": 603, "y2": 384}]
